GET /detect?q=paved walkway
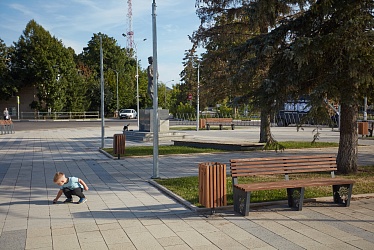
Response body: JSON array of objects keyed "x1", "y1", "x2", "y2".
[{"x1": 0, "y1": 124, "x2": 374, "y2": 249}]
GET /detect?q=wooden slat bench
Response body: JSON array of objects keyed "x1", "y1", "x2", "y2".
[
  {"x1": 230, "y1": 155, "x2": 355, "y2": 216},
  {"x1": 205, "y1": 118, "x2": 234, "y2": 130}
]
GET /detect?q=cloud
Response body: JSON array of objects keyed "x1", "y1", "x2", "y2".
[{"x1": 9, "y1": 3, "x2": 39, "y2": 17}]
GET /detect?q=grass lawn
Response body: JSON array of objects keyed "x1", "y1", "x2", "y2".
[
  {"x1": 155, "y1": 165, "x2": 374, "y2": 207},
  {"x1": 103, "y1": 141, "x2": 339, "y2": 157},
  {"x1": 103, "y1": 145, "x2": 224, "y2": 157}
]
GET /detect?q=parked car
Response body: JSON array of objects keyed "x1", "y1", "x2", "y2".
[{"x1": 119, "y1": 109, "x2": 137, "y2": 119}]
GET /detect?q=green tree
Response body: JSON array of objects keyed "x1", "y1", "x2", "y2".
[
  {"x1": 79, "y1": 33, "x2": 137, "y2": 115},
  {"x1": 261, "y1": 0, "x2": 374, "y2": 173},
  {"x1": 10, "y1": 20, "x2": 79, "y2": 112},
  {"x1": 194, "y1": 0, "x2": 374, "y2": 173},
  {"x1": 169, "y1": 83, "x2": 183, "y2": 115},
  {"x1": 0, "y1": 39, "x2": 15, "y2": 100},
  {"x1": 179, "y1": 47, "x2": 200, "y2": 108},
  {"x1": 193, "y1": 0, "x2": 306, "y2": 143}
]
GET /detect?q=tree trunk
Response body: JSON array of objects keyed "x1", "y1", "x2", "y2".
[
  {"x1": 259, "y1": 109, "x2": 272, "y2": 143},
  {"x1": 336, "y1": 103, "x2": 358, "y2": 174}
]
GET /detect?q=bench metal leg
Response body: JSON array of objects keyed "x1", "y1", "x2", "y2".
[
  {"x1": 206, "y1": 124, "x2": 210, "y2": 130},
  {"x1": 231, "y1": 124, "x2": 235, "y2": 130},
  {"x1": 287, "y1": 187, "x2": 305, "y2": 211},
  {"x1": 333, "y1": 184, "x2": 353, "y2": 207},
  {"x1": 233, "y1": 187, "x2": 251, "y2": 216},
  {"x1": 219, "y1": 124, "x2": 223, "y2": 130}
]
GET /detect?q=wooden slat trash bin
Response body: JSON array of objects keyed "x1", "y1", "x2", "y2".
[
  {"x1": 113, "y1": 134, "x2": 126, "y2": 159},
  {"x1": 358, "y1": 121, "x2": 369, "y2": 136},
  {"x1": 198, "y1": 162, "x2": 227, "y2": 212}
]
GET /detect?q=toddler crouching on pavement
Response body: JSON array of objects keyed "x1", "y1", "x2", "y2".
[{"x1": 53, "y1": 172, "x2": 88, "y2": 204}]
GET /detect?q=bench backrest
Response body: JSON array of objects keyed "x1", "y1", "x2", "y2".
[
  {"x1": 205, "y1": 118, "x2": 233, "y2": 123},
  {"x1": 230, "y1": 155, "x2": 337, "y2": 184}
]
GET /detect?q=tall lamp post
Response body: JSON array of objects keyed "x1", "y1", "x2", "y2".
[
  {"x1": 111, "y1": 69, "x2": 119, "y2": 117},
  {"x1": 164, "y1": 80, "x2": 174, "y2": 109},
  {"x1": 196, "y1": 62, "x2": 200, "y2": 131},
  {"x1": 134, "y1": 39, "x2": 147, "y2": 129},
  {"x1": 152, "y1": 0, "x2": 159, "y2": 179},
  {"x1": 100, "y1": 36, "x2": 105, "y2": 149}
]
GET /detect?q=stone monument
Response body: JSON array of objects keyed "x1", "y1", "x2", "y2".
[{"x1": 138, "y1": 56, "x2": 169, "y2": 133}]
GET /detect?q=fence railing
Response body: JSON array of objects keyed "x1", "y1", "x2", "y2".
[
  {"x1": 172, "y1": 112, "x2": 374, "y2": 127},
  {"x1": 20, "y1": 111, "x2": 100, "y2": 120}
]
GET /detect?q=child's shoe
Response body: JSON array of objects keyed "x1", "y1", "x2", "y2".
[
  {"x1": 63, "y1": 198, "x2": 73, "y2": 203},
  {"x1": 78, "y1": 198, "x2": 87, "y2": 204}
]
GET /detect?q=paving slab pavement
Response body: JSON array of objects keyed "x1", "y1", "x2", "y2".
[{"x1": 0, "y1": 124, "x2": 374, "y2": 249}]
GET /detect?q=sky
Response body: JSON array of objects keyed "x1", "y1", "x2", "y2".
[{"x1": 0, "y1": 0, "x2": 202, "y2": 87}]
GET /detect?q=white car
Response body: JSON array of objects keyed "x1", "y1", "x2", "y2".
[{"x1": 119, "y1": 109, "x2": 137, "y2": 119}]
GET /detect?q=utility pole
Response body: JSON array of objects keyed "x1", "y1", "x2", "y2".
[
  {"x1": 100, "y1": 36, "x2": 105, "y2": 148},
  {"x1": 112, "y1": 69, "x2": 119, "y2": 116},
  {"x1": 152, "y1": 0, "x2": 159, "y2": 179},
  {"x1": 197, "y1": 62, "x2": 200, "y2": 131},
  {"x1": 134, "y1": 38, "x2": 147, "y2": 129}
]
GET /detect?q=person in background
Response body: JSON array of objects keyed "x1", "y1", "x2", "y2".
[{"x1": 3, "y1": 108, "x2": 9, "y2": 120}]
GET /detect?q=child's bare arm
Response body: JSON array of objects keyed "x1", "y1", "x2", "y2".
[
  {"x1": 79, "y1": 179, "x2": 89, "y2": 191},
  {"x1": 53, "y1": 189, "x2": 63, "y2": 203}
]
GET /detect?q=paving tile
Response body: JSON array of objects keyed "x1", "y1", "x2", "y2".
[
  {"x1": 186, "y1": 219, "x2": 220, "y2": 234},
  {"x1": 164, "y1": 244, "x2": 192, "y2": 250},
  {"x1": 3, "y1": 218, "x2": 28, "y2": 231},
  {"x1": 349, "y1": 239, "x2": 374, "y2": 249},
  {"x1": 0, "y1": 229, "x2": 26, "y2": 250},
  {"x1": 80, "y1": 240, "x2": 109, "y2": 250},
  {"x1": 52, "y1": 226, "x2": 76, "y2": 236},
  {"x1": 118, "y1": 219, "x2": 148, "y2": 234},
  {"x1": 26, "y1": 227, "x2": 52, "y2": 238},
  {"x1": 98, "y1": 222, "x2": 123, "y2": 231},
  {"x1": 100, "y1": 228, "x2": 131, "y2": 245},
  {"x1": 146, "y1": 223, "x2": 177, "y2": 238},
  {"x1": 76, "y1": 230, "x2": 104, "y2": 243},
  {"x1": 157, "y1": 236, "x2": 186, "y2": 247},
  {"x1": 127, "y1": 231, "x2": 164, "y2": 250},
  {"x1": 175, "y1": 230, "x2": 213, "y2": 248},
  {"x1": 208, "y1": 219, "x2": 271, "y2": 249},
  {"x1": 163, "y1": 220, "x2": 194, "y2": 233},
  {"x1": 25, "y1": 235, "x2": 52, "y2": 249},
  {"x1": 107, "y1": 242, "x2": 137, "y2": 250},
  {"x1": 74, "y1": 222, "x2": 99, "y2": 232}
]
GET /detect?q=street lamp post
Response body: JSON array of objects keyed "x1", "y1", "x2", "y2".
[
  {"x1": 152, "y1": 0, "x2": 159, "y2": 179},
  {"x1": 135, "y1": 57, "x2": 140, "y2": 128},
  {"x1": 100, "y1": 36, "x2": 105, "y2": 149},
  {"x1": 112, "y1": 69, "x2": 119, "y2": 117},
  {"x1": 197, "y1": 63, "x2": 200, "y2": 131},
  {"x1": 134, "y1": 39, "x2": 147, "y2": 129}
]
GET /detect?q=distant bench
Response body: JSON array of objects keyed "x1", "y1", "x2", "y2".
[
  {"x1": 230, "y1": 155, "x2": 355, "y2": 216},
  {"x1": 0, "y1": 120, "x2": 14, "y2": 134},
  {"x1": 202, "y1": 118, "x2": 234, "y2": 130}
]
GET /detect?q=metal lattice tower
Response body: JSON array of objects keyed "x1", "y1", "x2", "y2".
[{"x1": 126, "y1": 0, "x2": 134, "y2": 49}]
